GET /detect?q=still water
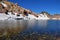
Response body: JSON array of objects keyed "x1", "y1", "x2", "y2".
[{"x1": 0, "y1": 20, "x2": 60, "y2": 40}]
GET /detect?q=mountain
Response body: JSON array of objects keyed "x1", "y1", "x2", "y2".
[{"x1": 0, "y1": 1, "x2": 60, "y2": 20}]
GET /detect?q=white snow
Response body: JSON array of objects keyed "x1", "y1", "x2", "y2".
[
  {"x1": 8, "y1": 12, "x2": 24, "y2": 19},
  {"x1": 27, "y1": 14, "x2": 37, "y2": 20},
  {"x1": 0, "y1": 12, "x2": 59, "y2": 20},
  {"x1": 13, "y1": 12, "x2": 17, "y2": 16},
  {"x1": 0, "y1": 2, "x2": 7, "y2": 7},
  {"x1": 0, "y1": 12, "x2": 24, "y2": 20},
  {"x1": 23, "y1": 16, "x2": 28, "y2": 20},
  {"x1": 8, "y1": 12, "x2": 16, "y2": 18},
  {"x1": 52, "y1": 18, "x2": 57, "y2": 20},
  {"x1": 37, "y1": 13, "x2": 50, "y2": 20}
]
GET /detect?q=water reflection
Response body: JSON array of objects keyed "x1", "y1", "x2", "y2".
[
  {"x1": 38, "y1": 20, "x2": 48, "y2": 28},
  {"x1": 0, "y1": 20, "x2": 48, "y2": 30},
  {"x1": 27, "y1": 20, "x2": 37, "y2": 29},
  {"x1": 0, "y1": 20, "x2": 60, "y2": 40}
]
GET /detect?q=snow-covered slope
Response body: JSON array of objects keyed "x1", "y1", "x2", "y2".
[
  {"x1": 0, "y1": 13, "x2": 50, "y2": 20},
  {"x1": 37, "y1": 13, "x2": 50, "y2": 20}
]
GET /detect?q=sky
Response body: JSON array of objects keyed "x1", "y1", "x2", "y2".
[{"x1": 9, "y1": 0, "x2": 60, "y2": 14}]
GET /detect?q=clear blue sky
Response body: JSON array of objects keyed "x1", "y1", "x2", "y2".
[{"x1": 9, "y1": 0, "x2": 60, "y2": 14}]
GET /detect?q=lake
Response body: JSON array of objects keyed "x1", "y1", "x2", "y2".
[{"x1": 0, "y1": 20, "x2": 60, "y2": 40}]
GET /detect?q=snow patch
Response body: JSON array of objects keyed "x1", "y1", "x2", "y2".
[
  {"x1": 0, "y1": 2, "x2": 7, "y2": 7},
  {"x1": 28, "y1": 14, "x2": 37, "y2": 20},
  {"x1": 37, "y1": 14, "x2": 50, "y2": 20}
]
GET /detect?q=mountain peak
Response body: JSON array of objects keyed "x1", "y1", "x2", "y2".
[{"x1": 40, "y1": 11, "x2": 50, "y2": 15}]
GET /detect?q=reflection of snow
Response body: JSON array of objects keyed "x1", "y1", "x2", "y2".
[
  {"x1": 38, "y1": 20, "x2": 48, "y2": 28},
  {"x1": 0, "y1": 20, "x2": 26, "y2": 30},
  {"x1": 27, "y1": 20, "x2": 36, "y2": 28}
]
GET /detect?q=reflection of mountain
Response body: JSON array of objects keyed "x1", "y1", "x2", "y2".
[{"x1": 0, "y1": 1, "x2": 60, "y2": 20}]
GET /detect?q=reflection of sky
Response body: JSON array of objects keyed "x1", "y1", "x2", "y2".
[{"x1": 1, "y1": 20, "x2": 60, "y2": 35}]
